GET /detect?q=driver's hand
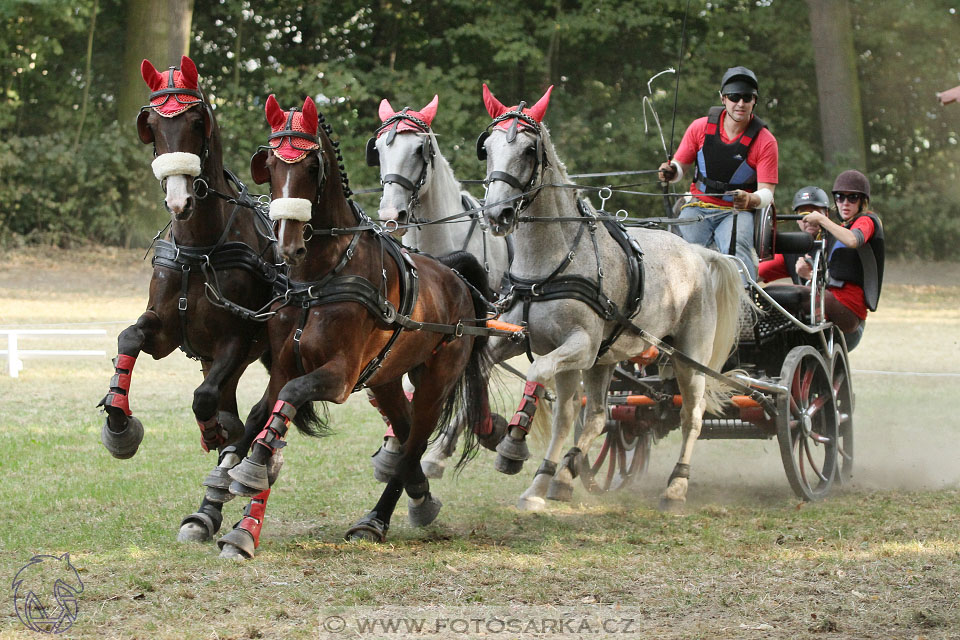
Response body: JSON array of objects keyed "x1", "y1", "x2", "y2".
[
  {"x1": 658, "y1": 161, "x2": 677, "y2": 183},
  {"x1": 730, "y1": 189, "x2": 755, "y2": 210},
  {"x1": 796, "y1": 256, "x2": 813, "y2": 280}
]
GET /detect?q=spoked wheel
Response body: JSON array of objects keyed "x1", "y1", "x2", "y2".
[
  {"x1": 776, "y1": 346, "x2": 839, "y2": 501},
  {"x1": 577, "y1": 417, "x2": 652, "y2": 494},
  {"x1": 831, "y1": 347, "x2": 855, "y2": 484}
]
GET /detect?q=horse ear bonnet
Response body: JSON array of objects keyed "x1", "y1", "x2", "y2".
[{"x1": 365, "y1": 137, "x2": 379, "y2": 167}]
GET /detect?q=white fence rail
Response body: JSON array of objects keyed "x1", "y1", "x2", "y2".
[{"x1": 0, "y1": 329, "x2": 107, "y2": 378}]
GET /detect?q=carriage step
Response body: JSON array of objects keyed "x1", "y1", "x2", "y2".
[{"x1": 699, "y1": 419, "x2": 772, "y2": 440}]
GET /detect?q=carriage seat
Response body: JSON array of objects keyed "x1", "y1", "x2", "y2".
[{"x1": 762, "y1": 284, "x2": 804, "y2": 317}]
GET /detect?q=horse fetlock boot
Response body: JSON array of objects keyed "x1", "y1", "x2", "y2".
[
  {"x1": 495, "y1": 382, "x2": 543, "y2": 474},
  {"x1": 477, "y1": 412, "x2": 508, "y2": 452},
  {"x1": 177, "y1": 503, "x2": 223, "y2": 542},
  {"x1": 217, "y1": 489, "x2": 269, "y2": 559},
  {"x1": 99, "y1": 414, "x2": 143, "y2": 460},
  {"x1": 371, "y1": 436, "x2": 402, "y2": 483},
  {"x1": 408, "y1": 494, "x2": 443, "y2": 528},
  {"x1": 505, "y1": 380, "x2": 545, "y2": 439},
  {"x1": 228, "y1": 401, "x2": 293, "y2": 496},
  {"x1": 547, "y1": 447, "x2": 581, "y2": 502}
]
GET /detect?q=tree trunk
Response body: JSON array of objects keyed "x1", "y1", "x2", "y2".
[
  {"x1": 806, "y1": 0, "x2": 867, "y2": 173},
  {"x1": 117, "y1": 0, "x2": 195, "y2": 247}
]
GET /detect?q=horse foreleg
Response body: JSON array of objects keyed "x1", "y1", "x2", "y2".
[
  {"x1": 496, "y1": 332, "x2": 597, "y2": 475},
  {"x1": 193, "y1": 341, "x2": 249, "y2": 453},
  {"x1": 217, "y1": 489, "x2": 272, "y2": 559},
  {"x1": 661, "y1": 363, "x2": 707, "y2": 511},
  {"x1": 547, "y1": 365, "x2": 614, "y2": 503},
  {"x1": 98, "y1": 311, "x2": 174, "y2": 459},
  {"x1": 517, "y1": 369, "x2": 582, "y2": 511}
]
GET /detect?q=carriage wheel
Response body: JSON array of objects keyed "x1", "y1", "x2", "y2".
[
  {"x1": 831, "y1": 347, "x2": 855, "y2": 484},
  {"x1": 576, "y1": 416, "x2": 652, "y2": 493},
  {"x1": 776, "y1": 346, "x2": 838, "y2": 501}
]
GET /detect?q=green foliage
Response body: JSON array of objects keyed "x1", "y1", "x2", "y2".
[{"x1": 2, "y1": 0, "x2": 959, "y2": 255}]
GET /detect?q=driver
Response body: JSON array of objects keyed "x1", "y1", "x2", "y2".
[{"x1": 658, "y1": 66, "x2": 779, "y2": 281}]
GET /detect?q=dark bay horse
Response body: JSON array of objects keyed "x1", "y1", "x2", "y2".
[
  {"x1": 97, "y1": 56, "x2": 281, "y2": 543},
  {"x1": 216, "y1": 95, "x2": 492, "y2": 558}
]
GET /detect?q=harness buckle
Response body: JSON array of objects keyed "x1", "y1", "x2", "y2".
[
  {"x1": 530, "y1": 283, "x2": 542, "y2": 297},
  {"x1": 293, "y1": 328, "x2": 303, "y2": 343},
  {"x1": 454, "y1": 321, "x2": 464, "y2": 338},
  {"x1": 178, "y1": 297, "x2": 188, "y2": 311}
]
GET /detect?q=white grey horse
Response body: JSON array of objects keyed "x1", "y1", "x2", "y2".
[
  {"x1": 367, "y1": 95, "x2": 512, "y2": 479},
  {"x1": 477, "y1": 84, "x2": 748, "y2": 511}
]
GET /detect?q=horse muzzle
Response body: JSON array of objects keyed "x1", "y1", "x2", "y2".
[
  {"x1": 485, "y1": 205, "x2": 516, "y2": 236},
  {"x1": 377, "y1": 205, "x2": 409, "y2": 237}
]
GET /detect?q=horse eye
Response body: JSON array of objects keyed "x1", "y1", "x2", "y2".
[{"x1": 525, "y1": 145, "x2": 537, "y2": 156}]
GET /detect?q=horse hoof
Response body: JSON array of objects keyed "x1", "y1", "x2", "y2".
[
  {"x1": 517, "y1": 495, "x2": 546, "y2": 512},
  {"x1": 495, "y1": 454, "x2": 525, "y2": 475},
  {"x1": 658, "y1": 497, "x2": 686, "y2": 514},
  {"x1": 177, "y1": 521, "x2": 211, "y2": 543},
  {"x1": 408, "y1": 495, "x2": 442, "y2": 527},
  {"x1": 421, "y1": 458, "x2": 446, "y2": 479},
  {"x1": 266, "y1": 450, "x2": 284, "y2": 486},
  {"x1": 345, "y1": 513, "x2": 388, "y2": 543},
  {"x1": 371, "y1": 444, "x2": 401, "y2": 483},
  {"x1": 546, "y1": 478, "x2": 574, "y2": 502},
  {"x1": 217, "y1": 528, "x2": 254, "y2": 559},
  {"x1": 100, "y1": 415, "x2": 144, "y2": 459},
  {"x1": 477, "y1": 413, "x2": 508, "y2": 452},
  {"x1": 227, "y1": 459, "x2": 269, "y2": 495}
]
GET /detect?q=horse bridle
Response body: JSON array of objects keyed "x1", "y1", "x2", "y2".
[
  {"x1": 139, "y1": 65, "x2": 213, "y2": 193},
  {"x1": 477, "y1": 102, "x2": 548, "y2": 213},
  {"x1": 366, "y1": 108, "x2": 435, "y2": 220}
]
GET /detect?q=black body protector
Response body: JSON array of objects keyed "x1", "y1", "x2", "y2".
[
  {"x1": 826, "y1": 212, "x2": 885, "y2": 311},
  {"x1": 695, "y1": 106, "x2": 767, "y2": 202}
]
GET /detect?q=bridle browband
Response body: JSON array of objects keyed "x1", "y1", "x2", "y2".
[
  {"x1": 369, "y1": 108, "x2": 436, "y2": 218},
  {"x1": 480, "y1": 101, "x2": 548, "y2": 213}
]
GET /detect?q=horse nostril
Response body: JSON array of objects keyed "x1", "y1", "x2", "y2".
[
  {"x1": 498, "y1": 208, "x2": 515, "y2": 227},
  {"x1": 397, "y1": 210, "x2": 408, "y2": 225},
  {"x1": 295, "y1": 247, "x2": 306, "y2": 259}
]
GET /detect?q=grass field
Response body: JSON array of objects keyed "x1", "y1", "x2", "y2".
[{"x1": 1, "y1": 248, "x2": 959, "y2": 639}]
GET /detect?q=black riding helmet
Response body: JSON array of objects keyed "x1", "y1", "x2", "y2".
[
  {"x1": 792, "y1": 186, "x2": 830, "y2": 211},
  {"x1": 720, "y1": 66, "x2": 759, "y2": 96},
  {"x1": 832, "y1": 169, "x2": 870, "y2": 200}
]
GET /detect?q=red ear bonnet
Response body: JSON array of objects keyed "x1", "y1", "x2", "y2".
[
  {"x1": 264, "y1": 94, "x2": 320, "y2": 163},
  {"x1": 142, "y1": 55, "x2": 203, "y2": 117},
  {"x1": 484, "y1": 84, "x2": 554, "y2": 131},
  {"x1": 374, "y1": 95, "x2": 439, "y2": 138}
]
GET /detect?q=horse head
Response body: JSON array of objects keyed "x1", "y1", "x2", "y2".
[
  {"x1": 478, "y1": 84, "x2": 553, "y2": 235},
  {"x1": 251, "y1": 94, "x2": 323, "y2": 267},
  {"x1": 368, "y1": 95, "x2": 438, "y2": 235},
  {"x1": 137, "y1": 55, "x2": 215, "y2": 220}
]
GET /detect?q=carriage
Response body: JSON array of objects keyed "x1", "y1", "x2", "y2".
[{"x1": 578, "y1": 208, "x2": 854, "y2": 502}]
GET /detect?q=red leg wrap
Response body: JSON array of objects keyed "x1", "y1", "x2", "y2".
[
  {"x1": 508, "y1": 381, "x2": 545, "y2": 434},
  {"x1": 197, "y1": 415, "x2": 222, "y2": 453},
  {"x1": 104, "y1": 355, "x2": 137, "y2": 416},
  {"x1": 254, "y1": 402, "x2": 295, "y2": 454},
  {"x1": 236, "y1": 489, "x2": 270, "y2": 548}
]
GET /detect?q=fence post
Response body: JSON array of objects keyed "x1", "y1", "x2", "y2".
[{"x1": 7, "y1": 332, "x2": 21, "y2": 378}]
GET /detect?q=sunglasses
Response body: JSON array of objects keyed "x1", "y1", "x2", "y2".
[
  {"x1": 833, "y1": 193, "x2": 862, "y2": 203},
  {"x1": 723, "y1": 93, "x2": 756, "y2": 104}
]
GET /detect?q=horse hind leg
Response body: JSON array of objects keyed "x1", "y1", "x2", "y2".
[
  {"x1": 193, "y1": 343, "x2": 249, "y2": 453},
  {"x1": 660, "y1": 362, "x2": 706, "y2": 512}
]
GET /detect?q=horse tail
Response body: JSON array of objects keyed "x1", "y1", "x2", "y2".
[
  {"x1": 436, "y1": 251, "x2": 495, "y2": 471},
  {"x1": 291, "y1": 400, "x2": 330, "y2": 438},
  {"x1": 696, "y1": 247, "x2": 753, "y2": 413}
]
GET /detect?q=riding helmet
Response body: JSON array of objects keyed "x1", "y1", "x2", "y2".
[
  {"x1": 720, "y1": 66, "x2": 759, "y2": 95},
  {"x1": 792, "y1": 186, "x2": 830, "y2": 211},
  {"x1": 832, "y1": 169, "x2": 870, "y2": 200}
]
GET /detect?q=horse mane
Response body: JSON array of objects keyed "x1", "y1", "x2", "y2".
[
  {"x1": 425, "y1": 132, "x2": 462, "y2": 197},
  {"x1": 202, "y1": 106, "x2": 229, "y2": 193},
  {"x1": 316, "y1": 113, "x2": 353, "y2": 200}
]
